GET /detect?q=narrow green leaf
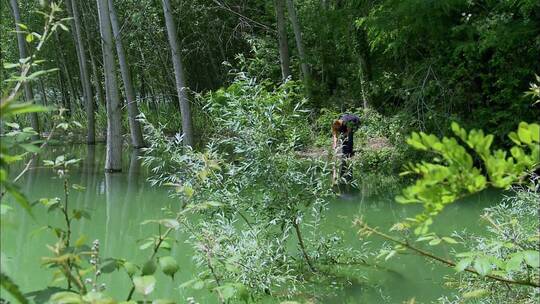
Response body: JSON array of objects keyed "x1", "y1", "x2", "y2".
[{"x1": 0, "y1": 272, "x2": 29, "y2": 304}]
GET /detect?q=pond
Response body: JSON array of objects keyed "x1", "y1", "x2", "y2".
[{"x1": 1, "y1": 144, "x2": 499, "y2": 303}]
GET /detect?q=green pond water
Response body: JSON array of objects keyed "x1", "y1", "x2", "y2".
[{"x1": 1, "y1": 144, "x2": 500, "y2": 303}]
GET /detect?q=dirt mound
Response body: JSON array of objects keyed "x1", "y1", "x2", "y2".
[
  {"x1": 296, "y1": 147, "x2": 328, "y2": 158},
  {"x1": 367, "y1": 136, "x2": 392, "y2": 150}
]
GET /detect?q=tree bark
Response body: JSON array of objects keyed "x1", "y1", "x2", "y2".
[
  {"x1": 80, "y1": 4, "x2": 106, "y2": 108},
  {"x1": 55, "y1": 31, "x2": 75, "y2": 115},
  {"x1": 55, "y1": 66, "x2": 69, "y2": 110},
  {"x1": 39, "y1": 79, "x2": 48, "y2": 106},
  {"x1": 9, "y1": 0, "x2": 40, "y2": 137},
  {"x1": 355, "y1": 27, "x2": 372, "y2": 109},
  {"x1": 274, "y1": 0, "x2": 291, "y2": 81},
  {"x1": 68, "y1": 0, "x2": 96, "y2": 144},
  {"x1": 97, "y1": 0, "x2": 123, "y2": 172},
  {"x1": 161, "y1": 0, "x2": 194, "y2": 147},
  {"x1": 108, "y1": 0, "x2": 144, "y2": 148},
  {"x1": 285, "y1": 0, "x2": 310, "y2": 91}
]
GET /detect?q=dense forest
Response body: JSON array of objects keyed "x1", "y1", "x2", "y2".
[{"x1": 1, "y1": 0, "x2": 539, "y2": 303}]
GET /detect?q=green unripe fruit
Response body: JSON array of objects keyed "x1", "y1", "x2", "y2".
[
  {"x1": 123, "y1": 261, "x2": 138, "y2": 277},
  {"x1": 159, "y1": 256, "x2": 179, "y2": 279},
  {"x1": 141, "y1": 260, "x2": 157, "y2": 275}
]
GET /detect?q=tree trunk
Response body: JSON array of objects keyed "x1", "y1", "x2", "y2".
[
  {"x1": 68, "y1": 0, "x2": 96, "y2": 144},
  {"x1": 161, "y1": 0, "x2": 194, "y2": 147},
  {"x1": 108, "y1": 0, "x2": 144, "y2": 148},
  {"x1": 355, "y1": 27, "x2": 372, "y2": 109},
  {"x1": 9, "y1": 0, "x2": 40, "y2": 137},
  {"x1": 56, "y1": 67, "x2": 69, "y2": 111},
  {"x1": 97, "y1": 0, "x2": 123, "y2": 172},
  {"x1": 55, "y1": 31, "x2": 75, "y2": 115},
  {"x1": 274, "y1": 0, "x2": 291, "y2": 81},
  {"x1": 39, "y1": 79, "x2": 48, "y2": 106},
  {"x1": 285, "y1": 0, "x2": 310, "y2": 91},
  {"x1": 80, "y1": 5, "x2": 106, "y2": 109}
]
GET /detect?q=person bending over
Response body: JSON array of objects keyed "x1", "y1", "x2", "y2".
[
  {"x1": 332, "y1": 114, "x2": 360, "y2": 157},
  {"x1": 332, "y1": 114, "x2": 360, "y2": 183}
]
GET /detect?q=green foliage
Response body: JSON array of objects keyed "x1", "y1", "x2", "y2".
[
  {"x1": 441, "y1": 186, "x2": 540, "y2": 303},
  {"x1": 140, "y1": 74, "x2": 364, "y2": 300},
  {"x1": 358, "y1": 0, "x2": 540, "y2": 136},
  {"x1": 397, "y1": 122, "x2": 539, "y2": 234}
]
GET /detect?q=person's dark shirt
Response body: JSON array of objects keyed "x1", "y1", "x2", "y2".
[{"x1": 339, "y1": 114, "x2": 360, "y2": 156}]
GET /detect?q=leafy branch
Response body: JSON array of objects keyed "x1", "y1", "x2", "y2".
[{"x1": 354, "y1": 219, "x2": 540, "y2": 288}]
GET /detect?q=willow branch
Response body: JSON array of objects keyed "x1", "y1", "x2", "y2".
[{"x1": 356, "y1": 221, "x2": 540, "y2": 288}]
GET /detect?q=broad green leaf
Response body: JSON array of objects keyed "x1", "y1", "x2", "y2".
[
  {"x1": 152, "y1": 300, "x2": 175, "y2": 304},
  {"x1": 385, "y1": 250, "x2": 397, "y2": 261},
  {"x1": 0, "y1": 204, "x2": 13, "y2": 215},
  {"x1": 428, "y1": 238, "x2": 441, "y2": 246},
  {"x1": 455, "y1": 257, "x2": 472, "y2": 272},
  {"x1": 505, "y1": 254, "x2": 523, "y2": 272},
  {"x1": 0, "y1": 272, "x2": 29, "y2": 304},
  {"x1": 235, "y1": 283, "x2": 249, "y2": 302},
  {"x1": 123, "y1": 262, "x2": 138, "y2": 277},
  {"x1": 192, "y1": 279, "x2": 205, "y2": 290},
  {"x1": 529, "y1": 123, "x2": 539, "y2": 142},
  {"x1": 441, "y1": 237, "x2": 458, "y2": 244},
  {"x1": 5, "y1": 122, "x2": 20, "y2": 129},
  {"x1": 82, "y1": 291, "x2": 114, "y2": 303},
  {"x1": 522, "y1": 250, "x2": 539, "y2": 268},
  {"x1": 4, "y1": 184, "x2": 33, "y2": 217},
  {"x1": 19, "y1": 143, "x2": 40, "y2": 153},
  {"x1": 133, "y1": 275, "x2": 156, "y2": 296},
  {"x1": 161, "y1": 219, "x2": 180, "y2": 230},
  {"x1": 49, "y1": 291, "x2": 82, "y2": 303},
  {"x1": 2, "y1": 103, "x2": 50, "y2": 116},
  {"x1": 473, "y1": 256, "x2": 492, "y2": 276},
  {"x1": 100, "y1": 258, "x2": 120, "y2": 274},
  {"x1": 215, "y1": 284, "x2": 236, "y2": 300},
  {"x1": 517, "y1": 124, "x2": 532, "y2": 144},
  {"x1": 71, "y1": 184, "x2": 86, "y2": 191},
  {"x1": 74, "y1": 234, "x2": 87, "y2": 247},
  {"x1": 462, "y1": 289, "x2": 488, "y2": 299},
  {"x1": 139, "y1": 241, "x2": 154, "y2": 250}
]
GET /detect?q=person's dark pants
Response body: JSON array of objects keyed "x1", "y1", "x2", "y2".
[{"x1": 340, "y1": 132, "x2": 354, "y2": 182}]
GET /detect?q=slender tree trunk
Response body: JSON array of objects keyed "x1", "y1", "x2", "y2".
[
  {"x1": 285, "y1": 0, "x2": 310, "y2": 91},
  {"x1": 355, "y1": 27, "x2": 372, "y2": 109},
  {"x1": 56, "y1": 68, "x2": 69, "y2": 110},
  {"x1": 55, "y1": 31, "x2": 75, "y2": 115},
  {"x1": 274, "y1": 0, "x2": 291, "y2": 81},
  {"x1": 9, "y1": 0, "x2": 40, "y2": 137},
  {"x1": 68, "y1": 0, "x2": 96, "y2": 144},
  {"x1": 97, "y1": 0, "x2": 123, "y2": 172},
  {"x1": 80, "y1": 6, "x2": 106, "y2": 109},
  {"x1": 39, "y1": 79, "x2": 48, "y2": 106},
  {"x1": 108, "y1": 0, "x2": 144, "y2": 148},
  {"x1": 161, "y1": 0, "x2": 194, "y2": 147}
]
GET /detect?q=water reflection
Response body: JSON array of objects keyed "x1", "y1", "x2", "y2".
[{"x1": 2, "y1": 144, "x2": 500, "y2": 303}]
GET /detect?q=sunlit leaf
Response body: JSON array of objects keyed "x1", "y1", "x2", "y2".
[
  {"x1": 133, "y1": 275, "x2": 156, "y2": 296},
  {"x1": 473, "y1": 256, "x2": 492, "y2": 276}
]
